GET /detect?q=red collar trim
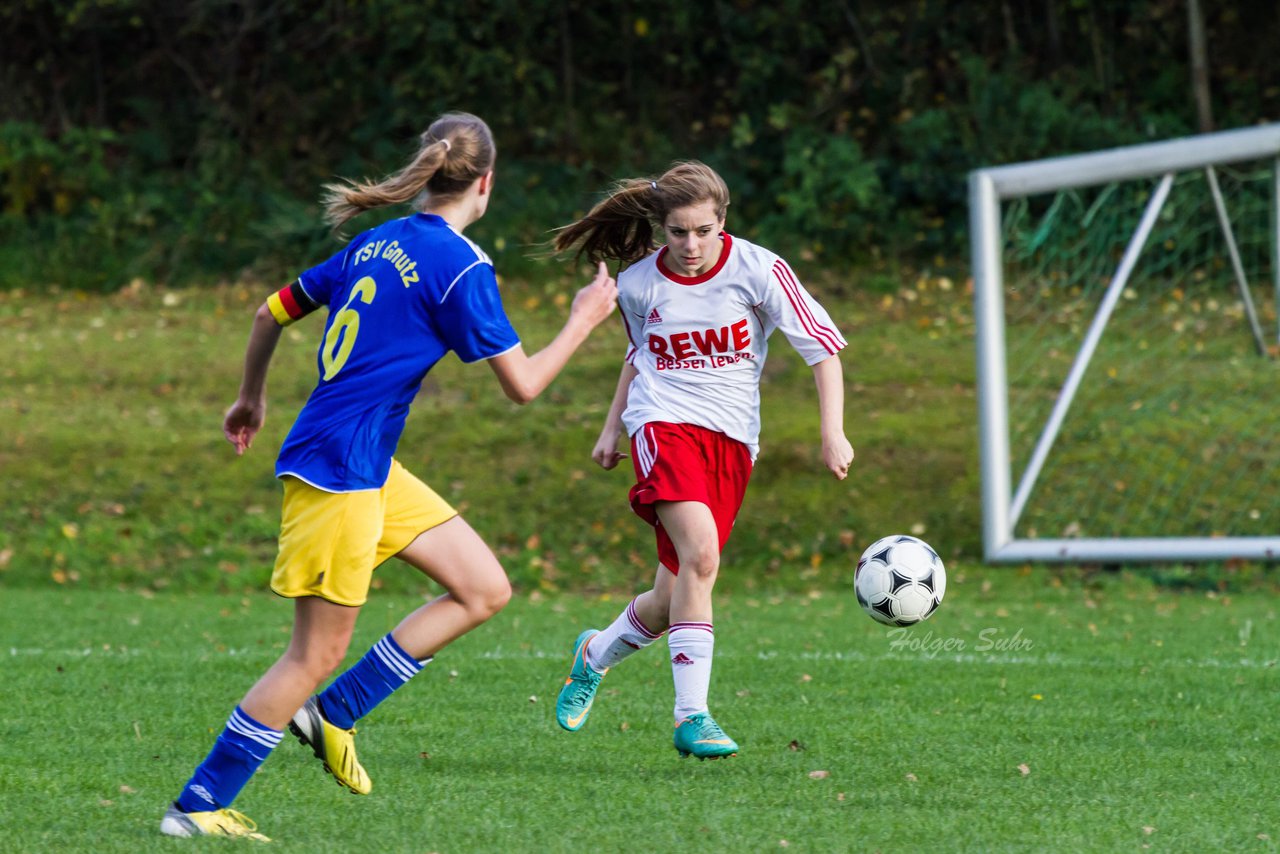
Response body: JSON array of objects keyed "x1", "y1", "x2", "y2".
[{"x1": 656, "y1": 232, "x2": 732, "y2": 285}]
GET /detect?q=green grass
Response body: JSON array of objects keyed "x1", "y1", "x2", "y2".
[
  {"x1": 0, "y1": 272, "x2": 978, "y2": 596},
  {"x1": 3, "y1": 568, "x2": 1278, "y2": 852},
  {"x1": 4, "y1": 270, "x2": 1280, "y2": 849}
]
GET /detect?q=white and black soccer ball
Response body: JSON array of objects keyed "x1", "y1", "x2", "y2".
[{"x1": 854, "y1": 535, "x2": 946, "y2": 626}]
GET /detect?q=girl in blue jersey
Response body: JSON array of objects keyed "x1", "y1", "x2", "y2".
[{"x1": 161, "y1": 112, "x2": 617, "y2": 841}]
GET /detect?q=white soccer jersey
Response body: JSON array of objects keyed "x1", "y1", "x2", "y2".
[{"x1": 619, "y1": 232, "x2": 847, "y2": 458}]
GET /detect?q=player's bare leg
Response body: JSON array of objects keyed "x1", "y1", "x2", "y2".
[
  {"x1": 242, "y1": 597, "x2": 361, "y2": 729},
  {"x1": 654, "y1": 501, "x2": 738, "y2": 759},
  {"x1": 389, "y1": 516, "x2": 513, "y2": 657},
  {"x1": 236, "y1": 598, "x2": 374, "y2": 796},
  {"x1": 288, "y1": 517, "x2": 509, "y2": 795},
  {"x1": 630, "y1": 564, "x2": 675, "y2": 633},
  {"x1": 656, "y1": 501, "x2": 719, "y2": 625}
]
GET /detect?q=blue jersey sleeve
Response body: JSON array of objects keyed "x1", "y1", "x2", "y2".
[
  {"x1": 297, "y1": 231, "x2": 370, "y2": 306},
  {"x1": 435, "y1": 264, "x2": 520, "y2": 363}
]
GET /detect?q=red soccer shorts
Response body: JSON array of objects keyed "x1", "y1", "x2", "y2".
[{"x1": 628, "y1": 421, "x2": 753, "y2": 574}]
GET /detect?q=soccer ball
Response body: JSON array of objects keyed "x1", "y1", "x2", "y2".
[{"x1": 854, "y1": 535, "x2": 946, "y2": 626}]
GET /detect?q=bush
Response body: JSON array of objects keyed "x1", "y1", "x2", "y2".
[{"x1": 750, "y1": 129, "x2": 883, "y2": 261}]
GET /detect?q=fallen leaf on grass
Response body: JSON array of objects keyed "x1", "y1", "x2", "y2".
[
  {"x1": 788, "y1": 740, "x2": 804, "y2": 751},
  {"x1": 808, "y1": 770, "x2": 830, "y2": 779},
  {"x1": 1017, "y1": 763, "x2": 1031, "y2": 776}
]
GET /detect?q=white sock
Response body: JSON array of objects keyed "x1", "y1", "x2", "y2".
[
  {"x1": 586, "y1": 597, "x2": 664, "y2": 671},
  {"x1": 668, "y1": 622, "x2": 714, "y2": 722}
]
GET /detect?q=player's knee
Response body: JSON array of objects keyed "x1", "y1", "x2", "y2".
[
  {"x1": 460, "y1": 571, "x2": 511, "y2": 621},
  {"x1": 682, "y1": 547, "x2": 720, "y2": 582},
  {"x1": 483, "y1": 574, "x2": 513, "y2": 615}
]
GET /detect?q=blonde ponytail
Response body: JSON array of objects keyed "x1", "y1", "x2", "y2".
[{"x1": 322, "y1": 112, "x2": 496, "y2": 230}]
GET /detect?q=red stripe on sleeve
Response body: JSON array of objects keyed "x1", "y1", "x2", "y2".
[{"x1": 773, "y1": 262, "x2": 843, "y2": 354}]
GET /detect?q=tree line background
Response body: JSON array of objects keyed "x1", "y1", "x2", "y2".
[{"x1": 2, "y1": 0, "x2": 1277, "y2": 291}]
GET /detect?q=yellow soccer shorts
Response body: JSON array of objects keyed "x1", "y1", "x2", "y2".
[{"x1": 271, "y1": 459, "x2": 457, "y2": 607}]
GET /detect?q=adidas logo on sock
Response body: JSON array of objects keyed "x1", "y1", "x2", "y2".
[
  {"x1": 646, "y1": 308, "x2": 663, "y2": 325},
  {"x1": 671, "y1": 652, "x2": 694, "y2": 666}
]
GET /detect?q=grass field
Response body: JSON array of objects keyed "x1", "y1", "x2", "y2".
[
  {"x1": 0, "y1": 274, "x2": 976, "y2": 596},
  {"x1": 3, "y1": 567, "x2": 1278, "y2": 852},
  {"x1": 4, "y1": 273, "x2": 1280, "y2": 850}
]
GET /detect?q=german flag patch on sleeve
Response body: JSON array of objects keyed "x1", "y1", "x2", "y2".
[{"x1": 266, "y1": 280, "x2": 321, "y2": 326}]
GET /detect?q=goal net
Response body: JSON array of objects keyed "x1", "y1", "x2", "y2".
[{"x1": 970, "y1": 124, "x2": 1280, "y2": 563}]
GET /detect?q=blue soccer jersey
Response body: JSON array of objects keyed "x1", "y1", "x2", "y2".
[{"x1": 274, "y1": 213, "x2": 520, "y2": 491}]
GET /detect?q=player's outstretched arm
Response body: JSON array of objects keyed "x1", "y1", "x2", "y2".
[
  {"x1": 488, "y1": 261, "x2": 617, "y2": 405},
  {"x1": 223, "y1": 302, "x2": 284, "y2": 455},
  {"x1": 812, "y1": 354, "x2": 853, "y2": 480},
  {"x1": 592, "y1": 361, "x2": 637, "y2": 469}
]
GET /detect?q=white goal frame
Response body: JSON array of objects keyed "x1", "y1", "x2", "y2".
[{"x1": 970, "y1": 123, "x2": 1280, "y2": 563}]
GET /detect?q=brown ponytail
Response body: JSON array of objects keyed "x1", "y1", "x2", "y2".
[
  {"x1": 555, "y1": 160, "x2": 730, "y2": 264},
  {"x1": 322, "y1": 112, "x2": 496, "y2": 229}
]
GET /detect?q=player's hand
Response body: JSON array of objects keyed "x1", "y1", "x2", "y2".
[
  {"x1": 570, "y1": 261, "x2": 618, "y2": 330},
  {"x1": 823, "y1": 433, "x2": 854, "y2": 480},
  {"x1": 592, "y1": 429, "x2": 629, "y2": 470},
  {"x1": 223, "y1": 398, "x2": 265, "y2": 456}
]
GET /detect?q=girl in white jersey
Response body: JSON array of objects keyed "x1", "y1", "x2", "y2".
[{"x1": 552, "y1": 161, "x2": 853, "y2": 759}]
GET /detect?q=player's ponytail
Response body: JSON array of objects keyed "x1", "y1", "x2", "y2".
[
  {"x1": 322, "y1": 112, "x2": 496, "y2": 230},
  {"x1": 552, "y1": 178, "x2": 658, "y2": 264},
  {"x1": 554, "y1": 160, "x2": 730, "y2": 265}
]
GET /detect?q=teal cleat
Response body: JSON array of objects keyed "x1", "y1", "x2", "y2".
[
  {"x1": 673, "y1": 712, "x2": 739, "y2": 759},
  {"x1": 556, "y1": 630, "x2": 607, "y2": 731}
]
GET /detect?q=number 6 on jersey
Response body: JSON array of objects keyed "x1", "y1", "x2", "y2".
[{"x1": 321, "y1": 276, "x2": 377, "y2": 380}]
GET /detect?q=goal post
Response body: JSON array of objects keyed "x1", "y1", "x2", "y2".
[{"x1": 970, "y1": 123, "x2": 1280, "y2": 563}]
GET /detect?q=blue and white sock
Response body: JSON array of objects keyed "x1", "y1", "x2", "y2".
[
  {"x1": 317, "y1": 633, "x2": 429, "y2": 729},
  {"x1": 175, "y1": 706, "x2": 282, "y2": 813}
]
